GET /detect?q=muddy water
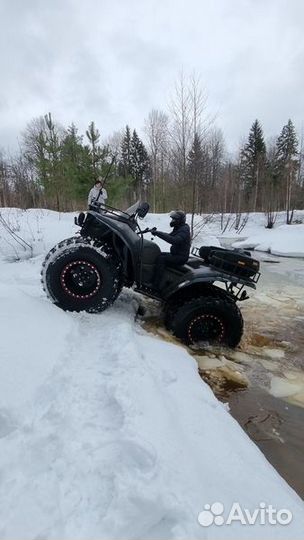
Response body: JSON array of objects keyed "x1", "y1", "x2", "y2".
[
  {"x1": 228, "y1": 387, "x2": 304, "y2": 499},
  {"x1": 141, "y1": 254, "x2": 304, "y2": 498}
]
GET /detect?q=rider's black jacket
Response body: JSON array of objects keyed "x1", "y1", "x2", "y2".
[{"x1": 154, "y1": 223, "x2": 191, "y2": 259}]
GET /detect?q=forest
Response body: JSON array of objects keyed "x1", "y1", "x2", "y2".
[{"x1": 0, "y1": 75, "x2": 303, "y2": 229}]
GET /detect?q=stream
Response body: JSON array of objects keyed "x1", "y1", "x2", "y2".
[{"x1": 141, "y1": 253, "x2": 304, "y2": 498}]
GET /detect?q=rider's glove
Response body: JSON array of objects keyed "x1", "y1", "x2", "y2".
[{"x1": 151, "y1": 227, "x2": 157, "y2": 234}]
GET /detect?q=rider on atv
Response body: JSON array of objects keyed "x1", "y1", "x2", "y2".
[{"x1": 151, "y1": 211, "x2": 191, "y2": 290}]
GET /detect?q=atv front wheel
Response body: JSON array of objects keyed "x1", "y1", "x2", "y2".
[
  {"x1": 169, "y1": 296, "x2": 243, "y2": 348},
  {"x1": 41, "y1": 237, "x2": 122, "y2": 312}
]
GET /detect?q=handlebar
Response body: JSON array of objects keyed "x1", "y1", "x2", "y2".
[{"x1": 140, "y1": 227, "x2": 155, "y2": 234}]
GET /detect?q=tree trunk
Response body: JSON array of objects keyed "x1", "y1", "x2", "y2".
[{"x1": 253, "y1": 164, "x2": 259, "y2": 212}]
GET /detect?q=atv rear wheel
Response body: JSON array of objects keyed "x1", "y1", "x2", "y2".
[
  {"x1": 169, "y1": 296, "x2": 243, "y2": 348},
  {"x1": 41, "y1": 237, "x2": 123, "y2": 312},
  {"x1": 164, "y1": 285, "x2": 235, "y2": 329}
]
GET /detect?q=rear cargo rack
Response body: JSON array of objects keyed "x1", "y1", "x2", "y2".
[
  {"x1": 191, "y1": 246, "x2": 261, "y2": 285},
  {"x1": 210, "y1": 257, "x2": 261, "y2": 284}
]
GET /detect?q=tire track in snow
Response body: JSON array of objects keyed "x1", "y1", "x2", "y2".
[{"x1": 0, "y1": 306, "x2": 186, "y2": 539}]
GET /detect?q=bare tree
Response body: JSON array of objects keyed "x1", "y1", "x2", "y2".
[
  {"x1": 144, "y1": 109, "x2": 169, "y2": 212},
  {"x1": 0, "y1": 150, "x2": 10, "y2": 207},
  {"x1": 168, "y1": 72, "x2": 193, "y2": 207},
  {"x1": 104, "y1": 130, "x2": 124, "y2": 157},
  {"x1": 168, "y1": 72, "x2": 214, "y2": 217},
  {"x1": 189, "y1": 73, "x2": 208, "y2": 139}
]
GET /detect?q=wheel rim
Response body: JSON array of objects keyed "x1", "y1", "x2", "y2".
[
  {"x1": 60, "y1": 260, "x2": 101, "y2": 299},
  {"x1": 188, "y1": 314, "x2": 225, "y2": 344}
]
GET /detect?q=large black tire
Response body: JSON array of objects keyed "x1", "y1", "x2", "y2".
[
  {"x1": 164, "y1": 286, "x2": 234, "y2": 329},
  {"x1": 41, "y1": 237, "x2": 123, "y2": 313},
  {"x1": 169, "y1": 296, "x2": 243, "y2": 348}
]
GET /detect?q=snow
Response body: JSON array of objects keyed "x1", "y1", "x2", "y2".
[
  {"x1": 0, "y1": 208, "x2": 304, "y2": 539},
  {"x1": 0, "y1": 208, "x2": 77, "y2": 261},
  {"x1": 232, "y1": 224, "x2": 304, "y2": 258},
  {"x1": 269, "y1": 371, "x2": 304, "y2": 407},
  {"x1": 270, "y1": 375, "x2": 303, "y2": 399}
]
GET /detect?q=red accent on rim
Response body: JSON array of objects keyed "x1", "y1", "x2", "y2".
[
  {"x1": 60, "y1": 260, "x2": 101, "y2": 299},
  {"x1": 188, "y1": 314, "x2": 225, "y2": 343}
]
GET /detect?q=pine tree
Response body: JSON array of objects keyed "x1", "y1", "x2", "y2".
[
  {"x1": 240, "y1": 120, "x2": 266, "y2": 211},
  {"x1": 86, "y1": 121, "x2": 107, "y2": 182},
  {"x1": 119, "y1": 125, "x2": 132, "y2": 178},
  {"x1": 22, "y1": 114, "x2": 66, "y2": 208},
  {"x1": 44, "y1": 113, "x2": 64, "y2": 210},
  {"x1": 275, "y1": 119, "x2": 298, "y2": 223},
  {"x1": 129, "y1": 130, "x2": 151, "y2": 199},
  {"x1": 188, "y1": 133, "x2": 204, "y2": 178},
  {"x1": 61, "y1": 124, "x2": 91, "y2": 204}
]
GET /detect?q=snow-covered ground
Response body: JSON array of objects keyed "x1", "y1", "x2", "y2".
[
  {"x1": 0, "y1": 208, "x2": 304, "y2": 539},
  {"x1": 144, "y1": 210, "x2": 304, "y2": 258},
  {"x1": 232, "y1": 224, "x2": 304, "y2": 258},
  {"x1": 0, "y1": 207, "x2": 303, "y2": 262}
]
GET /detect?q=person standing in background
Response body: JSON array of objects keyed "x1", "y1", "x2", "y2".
[{"x1": 88, "y1": 177, "x2": 108, "y2": 208}]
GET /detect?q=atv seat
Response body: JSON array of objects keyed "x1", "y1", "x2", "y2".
[
  {"x1": 141, "y1": 239, "x2": 161, "y2": 284},
  {"x1": 141, "y1": 240, "x2": 192, "y2": 285},
  {"x1": 183, "y1": 256, "x2": 208, "y2": 270}
]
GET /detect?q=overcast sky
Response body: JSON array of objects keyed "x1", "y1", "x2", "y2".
[{"x1": 1, "y1": 0, "x2": 303, "y2": 153}]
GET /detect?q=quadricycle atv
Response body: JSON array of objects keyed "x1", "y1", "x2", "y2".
[{"x1": 41, "y1": 201, "x2": 260, "y2": 348}]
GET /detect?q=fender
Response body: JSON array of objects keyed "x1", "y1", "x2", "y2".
[
  {"x1": 81, "y1": 211, "x2": 141, "y2": 283},
  {"x1": 163, "y1": 266, "x2": 256, "y2": 302}
]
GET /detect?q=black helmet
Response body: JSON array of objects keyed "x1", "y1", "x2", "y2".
[{"x1": 170, "y1": 210, "x2": 186, "y2": 228}]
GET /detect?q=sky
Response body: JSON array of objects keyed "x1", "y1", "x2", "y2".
[{"x1": 0, "y1": 0, "x2": 303, "y2": 154}]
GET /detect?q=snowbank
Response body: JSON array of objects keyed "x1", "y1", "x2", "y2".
[
  {"x1": 0, "y1": 208, "x2": 77, "y2": 261},
  {"x1": 0, "y1": 208, "x2": 304, "y2": 538},
  {"x1": 232, "y1": 224, "x2": 304, "y2": 258}
]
